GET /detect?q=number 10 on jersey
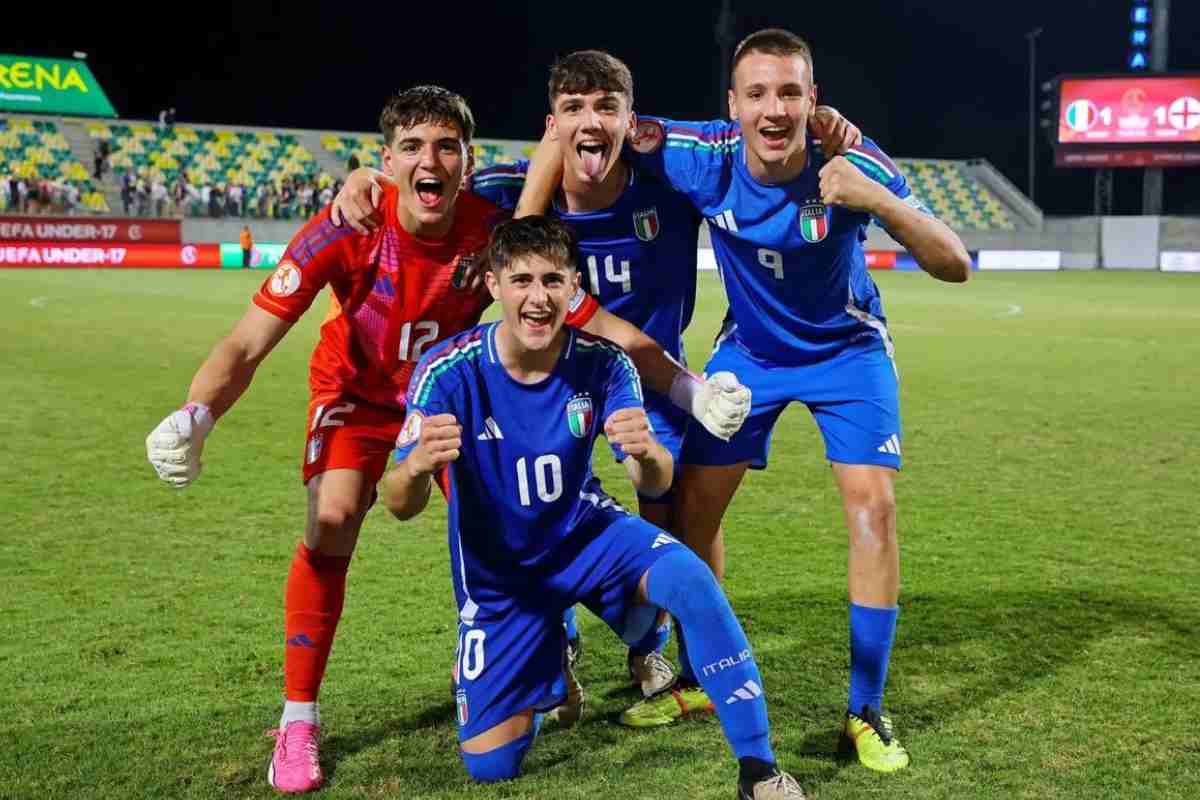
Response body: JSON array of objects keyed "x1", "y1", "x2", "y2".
[{"x1": 516, "y1": 454, "x2": 563, "y2": 505}]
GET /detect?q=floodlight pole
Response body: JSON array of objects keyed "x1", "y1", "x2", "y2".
[
  {"x1": 715, "y1": 0, "x2": 735, "y2": 119},
  {"x1": 1142, "y1": 0, "x2": 1170, "y2": 216},
  {"x1": 1026, "y1": 27, "x2": 1043, "y2": 203}
]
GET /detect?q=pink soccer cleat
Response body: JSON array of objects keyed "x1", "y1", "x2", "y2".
[{"x1": 267, "y1": 721, "x2": 323, "y2": 793}]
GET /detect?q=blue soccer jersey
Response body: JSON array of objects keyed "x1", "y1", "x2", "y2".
[
  {"x1": 628, "y1": 118, "x2": 929, "y2": 365},
  {"x1": 394, "y1": 323, "x2": 645, "y2": 584},
  {"x1": 471, "y1": 161, "x2": 702, "y2": 366}
]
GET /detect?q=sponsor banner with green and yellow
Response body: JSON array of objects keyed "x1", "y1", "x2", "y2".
[
  {"x1": 220, "y1": 242, "x2": 286, "y2": 269},
  {"x1": 0, "y1": 55, "x2": 116, "y2": 117}
]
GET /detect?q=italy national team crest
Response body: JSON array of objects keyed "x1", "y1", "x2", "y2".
[
  {"x1": 306, "y1": 433, "x2": 323, "y2": 465},
  {"x1": 566, "y1": 395, "x2": 593, "y2": 438},
  {"x1": 798, "y1": 201, "x2": 830, "y2": 243},
  {"x1": 633, "y1": 208, "x2": 660, "y2": 242},
  {"x1": 455, "y1": 689, "x2": 469, "y2": 725},
  {"x1": 451, "y1": 253, "x2": 478, "y2": 290}
]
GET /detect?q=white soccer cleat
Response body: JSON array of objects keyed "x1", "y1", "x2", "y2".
[{"x1": 628, "y1": 650, "x2": 676, "y2": 698}]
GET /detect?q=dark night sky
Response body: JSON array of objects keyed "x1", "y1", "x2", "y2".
[{"x1": 6, "y1": 1, "x2": 1199, "y2": 215}]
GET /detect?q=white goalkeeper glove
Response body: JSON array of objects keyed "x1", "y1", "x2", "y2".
[
  {"x1": 670, "y1": 370, "x2": 751, "y2": 442},
  {"x1": 146, "y1": 402, "x2": 215, "y2": 488}
]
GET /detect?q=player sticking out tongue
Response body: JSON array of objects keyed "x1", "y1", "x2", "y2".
[{"x1": 578, "y1": 140, "x2": 608, "y2": 178}]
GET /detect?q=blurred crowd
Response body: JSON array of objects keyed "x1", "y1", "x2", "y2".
[
  {"x1": 0, "y1": 175, "x2": 84, "y2": 215},
  {"x1": 116, "y1": 172, "x2": 338, "y2": 219}
]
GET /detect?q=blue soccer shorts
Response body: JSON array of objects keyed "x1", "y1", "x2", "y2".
[
  {"x1": 635, "y1": 392, "x2": 688, "y2": 505},
  {"x1": 449, "y1": 512, "x2": 682, "y2": 742},
  {"x1": 681, "y1": 332, "x2": 902, "y2": 470}
]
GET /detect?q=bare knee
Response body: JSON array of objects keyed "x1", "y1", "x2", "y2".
[
  {"x1": 844, "y1": 488, "x2": 897, "y2": 553},
  {"x1": 314, "y1": 499, "x2": 364, "y2": 533},
  {"x1": 305, "y1": 477, "x2": 369, "y2": 552}
]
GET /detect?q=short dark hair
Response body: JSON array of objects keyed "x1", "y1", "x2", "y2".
[
  {"x1": 548, "y1": 50, "x2": 634, "y2": 108},
  {"x1": 379, "y1": 85, "x2": 475, "y2": 146},
  {"x1": 731, "y1": 28, "x2": 815, "y2": 86},
  {"x1": 487, "y1": 216, "x2": 577, "y2": 273}
]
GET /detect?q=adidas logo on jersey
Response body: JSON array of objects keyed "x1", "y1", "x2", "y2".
[
  {"x1": 877, "y1": 434, "x2": 901, "y2": 456},
  {"x1": 724, "y1": 680, "x2": 763, "y2": 705},
  {"x1": 478, "y1": 417, "x2": 504, "y2": 440},
  {"x1": 651, "y1": 533, "x2": 678, "y2": 549},
  {"x1": 708, "y1": 209, "x2": 738, "y2": 232}
]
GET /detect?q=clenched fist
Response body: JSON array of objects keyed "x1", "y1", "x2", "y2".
[
  {"x1": 819, "y1": 156, "x2": 887, "y2": 213},
  {"x1": 604, "y1": 407, "x2": 656, "y2": 460},
  {"x1": 399, "y1": 412, "x2": 462, "y2": 477}
]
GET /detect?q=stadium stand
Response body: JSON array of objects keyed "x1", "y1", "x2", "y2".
[
  {"x1": 2, "y1": 112, "x2": 1029, "y2": 232},
  {"x1": 85, "y1": 121, "x2": 332, "y2": 218},
  {"x1": 895, "y1": 158, "x2": 1015, "y2": 231},
  {"x1": 0, "y1": 116, "x2": 109, "y2": 213}
]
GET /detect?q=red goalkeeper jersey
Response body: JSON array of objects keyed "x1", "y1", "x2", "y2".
[{"x1": 253, "y1": 188, "x2": 598, "y2": 410}]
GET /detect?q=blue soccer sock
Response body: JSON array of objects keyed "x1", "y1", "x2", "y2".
[
  {"x1": 646, "y1": 548, "x2": 774, "y2": 764},
  {"x1": 848, "y1": 603, "x2": 898, "y2": 716},
  {"x1": 562, "y1": 605, "x2": 578, "y2": 642},
  {"x1": 629, "y1": 616, "x2": 671, "y2": 657},
  {"x1": 675, "y1": 622, "x2": 697, "y2": 683}
]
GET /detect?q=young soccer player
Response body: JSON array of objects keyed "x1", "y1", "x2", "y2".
[
  {"x1": 144, "y1": 86, "x2": 750, "y2": 794},
  {"x1": 333, "y1": 51, "x2": 860, "y2": 719},
  {"x1": 382, "y1": 215, "x2": 806, "y2": 799},
  {"x1": 514, "y1": 29, "x2": 973, "y2": 770},
  {"x1": 619, "y1": 30, "x2": 971, "y2": 770}
]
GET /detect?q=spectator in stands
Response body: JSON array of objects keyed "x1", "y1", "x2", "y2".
[
  {"x1": 187, "y1": 182, "x2": 201, "y2": 217},
  {"x1": 136, "y1": 176, "x2": 150, "y2": 217},
  {"x1": 66, "y1": 183, "x2": 81, "y2": 215},
  {"x1": 347, "y1": 153, "x2": 360, "y2": 172},
  {"x1": 172, "y1": 176, "x2": 187, "y2": 217},
  {"x1": 278, "y1": 180, "x2": 293, "y2": 220},
  {"x1": 151, "y1": 177, "x2": 168, "y2": 217},
  {"x1": 228, "y1": 183, "x2": 243, "y2": 217},
  {"x1": 299, "y1": 181, "x2": 314, "y2": 219},
  {"x1": 121, "y1": 173, "x2": 133, "y2": 216},
  {"x1": 17, "y1": 178, "x2": 29, "y2": 213},
  {"x1": 29, "y1": 180, "x2": 46, "y2": 214},
  {"x1": 240, "y1": 224, "x2": 254, "y2": 269},
  {"x1": 0, "y1": 175, "x2": 9, "y2": 212},
  {"x1": 166, "y1": 108, "x2": 176, "y2": 130},
  {"x1": 93, "y1": 141, "x2": 105, "y2": 180},
  {"x1": 209, "y1": 184, "x2": 224, "y2": 218},
  {"x1": 318, "y1": 182, "x2": 333, "y2": 210},
  {"x1": 255, "y1": 183, "x2": 269, "y2": 218},
  {"x1": 158, "y1": 109, "x2": 168, "y2": 131}
]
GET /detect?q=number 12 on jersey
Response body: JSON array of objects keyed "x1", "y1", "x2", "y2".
[{"x1": 398, "y1": 320, "x2": 439, "y2": 361}]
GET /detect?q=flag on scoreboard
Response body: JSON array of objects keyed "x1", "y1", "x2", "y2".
[{"x1": 1065, "y1": 100, "x2": 1098, "y2": 132}]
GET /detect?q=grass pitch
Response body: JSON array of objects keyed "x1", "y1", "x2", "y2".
[{"x1": 2, "y1": 268, "x2": 1198, "y2": 799}]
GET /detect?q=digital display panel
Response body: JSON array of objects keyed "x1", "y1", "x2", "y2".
[{"x1": 1058, "y1": 76, "x2": 1200, "y2": 145}]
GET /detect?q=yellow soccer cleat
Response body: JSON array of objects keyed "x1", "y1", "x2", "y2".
[
  {"x1": 618, "y1": 681, "x2": 714, "y2": 728},
  {"x1": 838, "y1": 706, "x2": 910, "y2": 772}
]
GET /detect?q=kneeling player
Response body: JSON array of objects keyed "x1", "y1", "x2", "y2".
[{"x1": 382, "y1": 216, "x2": 805, "y2": 798}]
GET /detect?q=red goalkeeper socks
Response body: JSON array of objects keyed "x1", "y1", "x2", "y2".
[{"x1": 283, "y1": 542, "x2": 351, "y2": 702}]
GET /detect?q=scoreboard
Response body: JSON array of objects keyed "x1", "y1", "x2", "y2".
[{"x1": 1055, "y1": 74, "x2": 1200, "y2": 168}]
